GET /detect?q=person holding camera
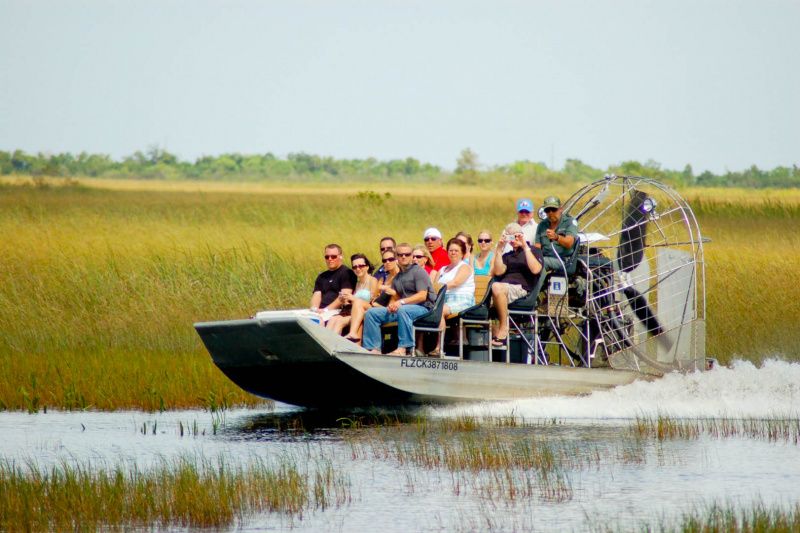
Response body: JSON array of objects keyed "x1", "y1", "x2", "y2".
[
  {"x1": 534, "y1": 196, "x2": 578, "y2": 271},
  {"x1": 490, "y1": 223, "x2": 543, "y2": 348}
]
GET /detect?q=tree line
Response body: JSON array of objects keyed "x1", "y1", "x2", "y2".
[{"x1": 1, "y1": 147, "x2": 798, "y2": 188}]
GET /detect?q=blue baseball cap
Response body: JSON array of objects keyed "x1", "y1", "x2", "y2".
[{"x1": 516, "y1": 198, "x2": 533, "y2": 213}]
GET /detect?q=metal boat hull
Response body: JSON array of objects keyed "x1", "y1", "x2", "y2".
[{"x1": 194, "y1": 315, "x2": 646, "y2": 409}]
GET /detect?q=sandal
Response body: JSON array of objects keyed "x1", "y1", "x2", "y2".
[
  {"x1": 344, "y1": 336, "x2": 361, "y2": 343},
  {"x1": 427, "y1": 349, "x2": 441, "y2": 358},
  {"x1": 388, "y1": 348, "x2": 409, "y2": 357},
  {"x1": 491, "y1": 336, "x2": 508, "y2": 349}
]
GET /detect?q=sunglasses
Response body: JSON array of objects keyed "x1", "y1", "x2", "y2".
[
  {"x1": 324, "y1": 254, "x2": 340, "y2": 260},
  {"x1": 397, "y1": 252, "x2": 412, "y2": 257},
  {"x1": 412, "y1": 254, "x2": 425, "y2": 259},
  {"x1": 544, "y1": 207, "x2": 558, "y2": 213},
  {"x1": 380, "y1": 246, "x2": 394, "y2": 252},
  {"x1": 352, "y1": 264, "x2": 368, "y2": 270},
  {"x1": 382, "y1": 257, "x2": 397, "y2": 263},
  {"x1": 477, "y1": 238, "x2": 492, "y2": 243},
  {"x1": 423, "y1": 237, "x2": 439, "y2": 242}
]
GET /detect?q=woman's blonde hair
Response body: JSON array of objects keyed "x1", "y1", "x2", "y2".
[{"x1": 412, "y1": 244, "x2": 435, "y2": 266}]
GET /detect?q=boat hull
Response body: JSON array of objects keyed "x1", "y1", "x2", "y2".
[{"x1": 194, "y1": 315, "x2": 646, "y2": 409}]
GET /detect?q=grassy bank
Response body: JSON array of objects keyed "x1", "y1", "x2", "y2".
[
  {"x1": 0, "y1": 455, "x2": 349, "y2": 531},
  {"x1": 1, "y1": 178, "x2": 799, "y2": 410}
]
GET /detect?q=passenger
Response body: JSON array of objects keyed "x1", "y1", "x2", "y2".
[
  {"x1": 362, "y1": 243, "x2": 436, "y2": 356},
  {"x1": 428, "y1": 238, "x2": 476, "y2": 356},
  {"x1": 371, "y1": 249, "x2": 401, "y2": 308},
  {"x1": 310, "y1": 244, "x2": 356, "y2": 324},
  {"x1": 412, "y1": 244, "x2": 440, "y2": 285},
  {"x1": 423, "y1": 227, "x2": 449, "y2": 271},
  {"x1": 327, "y1": 254, "x2": 379, "y2": 342},
  {"x1": 373, "y1": 236, "x2": 396, "y2": 283},
  {"x1": 490, "y1": 223, "x2": 543, "y2": 348},
  {"x1": 504, "y1": 198, "x2": 537, "y2": 252},
  {"x1": 454, "y1": 231, "x2": 474, "y2": 263},
  {"x1": 534, "y1": 196, "x2": 578, "y2": 271},
  {"x1": 472, "y1": 229, "x2": 495, "y2": 276}
]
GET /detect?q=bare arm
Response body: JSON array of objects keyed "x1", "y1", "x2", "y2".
[
  {"x1": 522, "y1": 244, "x2": 542, "y2": 275},
  {"x1": 556, "y1": 234, "x2": 575, "y2": 250},
  {"x1": 388, "y1": 289, "x2": 428, "y2": 312},
  {"x1": 369, "y1": 277, "x2": 380, "y2": 298},
  {"x1": 310, "y1": 291, "x2": 322, "y2": 310},
  {"x1": 493, "y1": 243, "x2": 507, "y2": 276},
  {"x1": 443, "y1": 264, "x2": 473, "y2": 289},
  {"x1": 325, "y1": 288, "x2": 353, "y2": 311}
]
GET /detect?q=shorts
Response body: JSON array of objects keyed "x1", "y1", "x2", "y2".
[
  {"x1": 505, "y1": 283, "x2": 529, "y2": 303},
  {"x1": 445, "y1": 293, "x2": 476, "y2": 314}
]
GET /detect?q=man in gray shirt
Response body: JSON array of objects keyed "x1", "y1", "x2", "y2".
[{"x1": 363, "y1": 242, "x2": 435, "y2": 356}]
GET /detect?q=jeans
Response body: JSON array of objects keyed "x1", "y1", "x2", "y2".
[
  {"x1": 543, "y1": 255, "x2": 566, "y2": 272},
  {"x1": 362, "y1": 304, "x2": 430, "y2": 350}
]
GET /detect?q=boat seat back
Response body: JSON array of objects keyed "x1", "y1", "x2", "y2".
[
  {"x1": 454, "y1": 277, "x2": 495, "y2": 321},
  {"x1": 507, "y1": 271, "x2": 548, "y2": 313},
  {"x1": 473, "y1": 275, "x2": 491, "y2": 303},
  {"x1": 413, "y1": 286, "x2": 448, "y2": 330}
]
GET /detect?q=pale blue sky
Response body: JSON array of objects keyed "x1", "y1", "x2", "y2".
[{"x1": 1, "y1": 0, "x2": 797, "y2": 172}]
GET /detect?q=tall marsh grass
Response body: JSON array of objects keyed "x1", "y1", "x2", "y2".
[
  {"x1": 631, "y1": 416, "x2": 800, "y2": 444},
  {"x1": 1, "y1": 180, "x2": 799, "y2": 409},
  {"x1": 0, "y1": 455, "x2": 350, "y2": 531}
]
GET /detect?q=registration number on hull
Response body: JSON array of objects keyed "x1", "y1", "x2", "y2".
[{"x1": 400, "y1": 358, "x2": 458, "y2": 371}]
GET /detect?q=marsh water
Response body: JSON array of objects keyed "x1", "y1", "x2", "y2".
[{"x1": 3, "y1": 359, "x2": 800, "y2": 531}]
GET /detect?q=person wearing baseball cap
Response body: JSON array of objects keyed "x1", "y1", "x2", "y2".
[
  {"x1": 503, "y1": 198, "x2": 537, "y2": 253},
  {"x1": 534, "y1": 195, "x2": 579, "y2": 271},
  {"x1": 422, "y1": 227, "x2": 449, "y2": 271}
]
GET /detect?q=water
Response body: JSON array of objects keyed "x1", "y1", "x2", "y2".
[{"x1": 3, "y1": 359, "x2": 800, "y2": 531}]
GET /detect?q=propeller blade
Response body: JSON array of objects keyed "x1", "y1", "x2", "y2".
[
  {"x1": 622, "y1": 286, "x2": 663, "y2": 336},
  {"x1": 618, "y1": 190, "x2": 647, "y2": 273},
  {"x1": 615, "y1": 189, "x2": 672, "y2": 349}
]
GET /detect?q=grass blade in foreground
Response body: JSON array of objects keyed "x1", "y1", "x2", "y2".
[{"x1": 0, "y1": 455, "x2": 349, "y2": 530}]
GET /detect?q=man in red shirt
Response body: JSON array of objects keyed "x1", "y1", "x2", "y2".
[{"x1": 423, "y1": 227, "x2": 449, "y2": 271}]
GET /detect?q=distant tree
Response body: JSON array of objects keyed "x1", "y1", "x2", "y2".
[{"x1": 455, "y1": 148, "x2": 479, "y2": 184}]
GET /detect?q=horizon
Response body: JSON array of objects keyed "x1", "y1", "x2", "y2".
[{"x1": 1, "y1": 1, "x2": 798, "y2": 174}]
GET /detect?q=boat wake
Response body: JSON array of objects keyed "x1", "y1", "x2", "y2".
[{"x1": 429, "y1": 358, "x2": 800, "y2": 421}]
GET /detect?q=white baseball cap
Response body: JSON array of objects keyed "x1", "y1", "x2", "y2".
[{"x1": 423, "y1": 227, "x2": 442, "y2": 239}]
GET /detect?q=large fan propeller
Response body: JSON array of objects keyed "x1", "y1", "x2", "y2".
[{"x1": 617, "y1": 190, "x2": 666, "y2": 339}]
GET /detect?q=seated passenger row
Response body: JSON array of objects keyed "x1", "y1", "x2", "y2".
[{"x1": 308, "y1": 196, "x2": 579, "y2": 356}]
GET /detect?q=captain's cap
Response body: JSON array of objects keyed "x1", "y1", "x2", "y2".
[
  {"x1": 423, "y1": 227, "x2": 442, "y2": 239},
  {"x1": 542, "y1": 196, "x2": 561, "y2": 210},
  {"x1": 516, "y1": 198, "x2": 533, "y2": 213}
]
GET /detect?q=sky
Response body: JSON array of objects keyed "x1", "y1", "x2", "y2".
[{"x1": 0, "y1": 0, "x2": 798, "y2": 173}]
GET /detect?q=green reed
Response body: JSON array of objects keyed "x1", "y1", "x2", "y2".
[
  {"x1": 639, "y1": 501, "x2": 800, "y2": 533},
  {"x1": 0, "y1": 455, "x2": 350, "y2": 531},
  {"x1": 1, "y1": 182, "x2": 798, "y2": 409},
  {"x1": 631, "y1": 416, "x2": 800, "y2": 444}
]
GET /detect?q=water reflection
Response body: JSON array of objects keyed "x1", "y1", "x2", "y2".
[{"x1": 3, "y1": 360, "x2": 800, "y2": 532}]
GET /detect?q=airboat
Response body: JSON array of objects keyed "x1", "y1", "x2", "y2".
[{"x1": 195, "y1": 176, "x2": 710, "y2": 408}]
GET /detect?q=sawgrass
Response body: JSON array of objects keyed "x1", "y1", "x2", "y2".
[
  {"x1": 0, "y1": 454, "x2": 349, "y2": 531},
  {"x1": 631, "y1": 415, "x2": 800, "y2": 444},
  {"x1": 1, "y1": 178, "x2": 798, "y2": 410},
  {"x1": 636, "y1": 501, "x2": 800, "y2": 533}
]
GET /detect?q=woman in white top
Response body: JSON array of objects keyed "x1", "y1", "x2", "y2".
[{"x1": 428, "y1": 238, "x2": 475, "y2": 356}]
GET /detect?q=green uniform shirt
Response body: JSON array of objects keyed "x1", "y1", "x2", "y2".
[{"x1": 535, "y1": 214, "x2": 579, "y2": 258}]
